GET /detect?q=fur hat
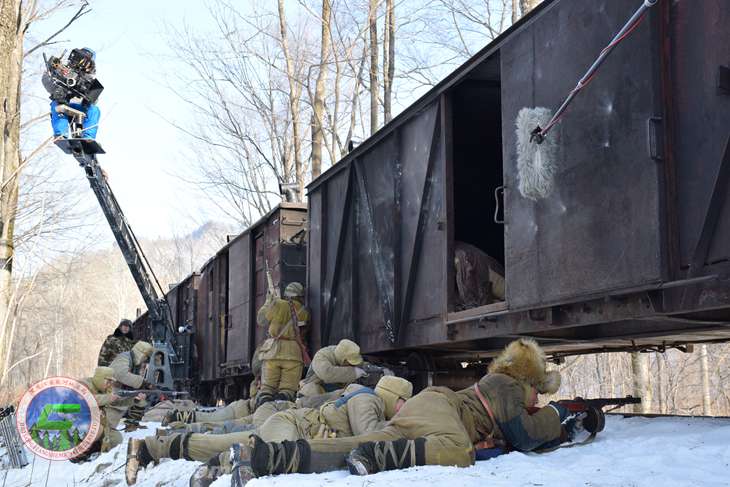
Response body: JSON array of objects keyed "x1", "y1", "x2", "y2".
[
  {"x1": 375, "y1": 376, "x2": 413, "y2": 419},
  {"x1": 334, "y1": 339, "x2": 363, "y2": 366},
  {"x1": 92, "y1": 366, "x2": 115, "y2": 391},
  {"x1": 132, "y1": 341, "x2": 154, "y2": 365},
  {"x1": 488, "y1": 338, "x2": 561, "y2": 394}
]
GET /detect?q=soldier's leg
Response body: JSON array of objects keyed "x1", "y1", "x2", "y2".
[
  {"x1": 236, "y1": 428, "x2": 402, "y2": 480},
  {"x1": 142, "y1": 430, "x2": 257, "y2": 463},
  {"x1": 258, "y1": 409, "x2": 314, "y2": 442},
  {"x1": 346, "y1": 390, "x2": 474, "y2": 475},
  {"x1": 194, "y1": 400, "x2": 252, "y2": 423},
  {"x1": 251, "y1": 400, "x2": 294, "y2": 428},
  {"x1": 101, "y1": 429, "x2": 123, "y2": 453},
  {"x1": 276, "y1": 361, "x2": 303, "y2": 402},
  {"x1": 258, "y1": 359, "x2": 282, "y2": 406}
]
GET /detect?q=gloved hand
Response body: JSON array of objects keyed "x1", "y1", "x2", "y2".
[
  {"x1": 562, "y1": 412, "x2": 587, "y2": 442},
  {"x1": 354, "y1": 367, "x2": 367, "y2": 379},
  {"x1": 141, "y1": 381, "x2": 156, "y2": 390}
]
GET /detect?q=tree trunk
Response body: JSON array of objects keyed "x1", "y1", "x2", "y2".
[
  {"x1": 368, "y1": 0, "x2": 379, "y2": 135},
  {"x1": 312, "y1": 0, "x2": 331, "y2": 179},
  {"x1": 383, "y1": 0, "x2": 395, "y2": 124},
  {"x1": 0, "y1": 0, "x2": 23, "y2": 378},
  {"x1": 631, "y1": 352, "x2": 651, "y2": 413},
  {"x1": 700, "y1": 344, "x2": 712, "y2": 415},
  {"x1": 520, "y1": 0, "x2": 541, "y2": 16},
  {"x1": 512, "y1": 0, "x2": 520, "y2": 23},
  {"x1": 657, "y1": 352, "x2": 667, "y2": 414},
  {"x1": 277, "y1": 0, "x2": 302, "y2": 194}
]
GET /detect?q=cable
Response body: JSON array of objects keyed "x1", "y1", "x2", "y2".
[{"x1": 534, "y1": 1, "x2": 660, "y2": 142}]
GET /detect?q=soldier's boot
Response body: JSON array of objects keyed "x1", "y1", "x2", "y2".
[
  {"x1": 345, "y1": 438, "x2": 426, "y2": 476},
  {"x1": 230, "y1": 434, "x2": 309, "y2": 481},
  {"x1": 162, "y1": 409, "x2": 195, "y2": 426},
  {"x1": 190, "y1": 454, "x2": 228, "y2": 487},
  {"x1": 126, "y1": 404, "x2": 146, "y2": 422},
  {"x1": 125, "y1": 439, "x2": 153, "y2": 485},
  {"x1": 254, "y1": 392, "x2": 274, "y2": 410},
  {"x1": 273, "y1": 391, "x2": 294, "y2": 402}
]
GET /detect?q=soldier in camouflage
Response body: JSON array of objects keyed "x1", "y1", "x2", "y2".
[{"x1": 98, "y1": 319, "x2": 137, "y2": 366}]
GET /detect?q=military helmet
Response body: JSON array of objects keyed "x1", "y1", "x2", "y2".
[
  {"x1": 131, "y1": 341, "x2": 154, "y2": 365},
  {"x1": 283, "y1": 282, "x2": 304, "y2": 298},
  {"x1": 119, "y1": 318, "x2": 133, "y2": 328},
  {"x1": 92, "y1": 366, "x2": 115, "y2": 391},
  {"x1": 334, "y1": 339, "x2": 363, "y2": 366},
  {"x1": 375, "y1": 376, "x2": 413, "y2": 419}
]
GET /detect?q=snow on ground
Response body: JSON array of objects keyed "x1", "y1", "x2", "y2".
[{"x1": 3, "y1": 416, "x2": 730, "y2": 487}]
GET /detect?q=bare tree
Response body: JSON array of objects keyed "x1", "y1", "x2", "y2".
[
  {"x1": 700, "y1": 344, "x2": 712, "y2": 415},
  {"x1": 383, "y1": 0, "x2": 395, "y2": 124},
  {"x1": 519, "y1": 0, "x2": 541, "y2": 16},
  {"x1": 0, "y1": 0, "x2": 90, "y2": 380},
  {"x1": 311, "y1": 0, "x2": 332, "y2": 179},
  {"x1": 368, "y1": 0, "x2": 379, "y2": 134}
]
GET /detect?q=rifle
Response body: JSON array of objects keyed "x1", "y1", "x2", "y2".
[
  {"x1": 264, "y1": 259, "x2": 279, "y2": 299},
  {"x1": 116, "y1": 389, "x2": 190, "y2": 398},
  {"x1": 115, "y1": 389, "x2": 189, "y2": 406},
  {"x1": 557, "y1": 396, "x2": 641, "y2": 434},
  {"x1": 356, "y1": 363, "x2": 394, "y2": 388}
]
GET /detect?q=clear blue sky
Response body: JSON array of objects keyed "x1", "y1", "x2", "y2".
[{"x1": 31, "y1": 0, "x2": 228, "y2": 239}]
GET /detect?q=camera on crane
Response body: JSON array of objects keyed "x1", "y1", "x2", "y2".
[{"x1": 42, "y1": 48, "x2": 104, "y2": 105}]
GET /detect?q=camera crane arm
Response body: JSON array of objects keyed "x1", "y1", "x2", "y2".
[
  {"x1": 56, "y1": 137, "x2": 178, "y2": 388},
  {"x1": 43, "y1": 49, "x2": 181, "y2": 388},
  {"x1": 60, "y1": 139, "x2": 174, "y2": 337}
]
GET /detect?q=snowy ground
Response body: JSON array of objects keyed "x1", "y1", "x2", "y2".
[{"x1": 3, "y1": 415, "x2": 730, "y2": 487}]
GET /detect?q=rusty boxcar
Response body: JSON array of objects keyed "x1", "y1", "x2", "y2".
[
  {"x1": 307, "y1": 0, "x2": 730, "y2": 388},
  {"x1": 195, "y1": 203, "x2": 307, "y2": 402}
]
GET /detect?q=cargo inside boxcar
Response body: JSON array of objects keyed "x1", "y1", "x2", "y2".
[{"x1": 449, "y1": 53, "x2": 505, "y2": 312}]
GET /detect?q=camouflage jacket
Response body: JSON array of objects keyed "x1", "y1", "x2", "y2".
[{"x1": 97, "y1": 334, "x2": 136, "y2": 366}]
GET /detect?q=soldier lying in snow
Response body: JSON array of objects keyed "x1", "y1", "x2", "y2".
[
  {"x1": 197, "y1": 339, "x2": 585, "y2": 484},
  {"x1": 125, "y1": 376, "x2": 414, "y2": 485}
]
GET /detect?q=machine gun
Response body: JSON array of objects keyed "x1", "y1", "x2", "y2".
[
  {"x1": 45, "y1": 53, "x2": 183, "y2": 390},
  {"x1": 356, "y1": 363, "x2": 394, "y2": 388},
  {"x1": 116, "y1": 389, "x2": 190, "y2": 405},
  {"x1": 557, "y1": 396, "x2": 642, "y2": 434}
]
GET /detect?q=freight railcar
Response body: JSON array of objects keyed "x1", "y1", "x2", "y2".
[
  {"x1": 306, "y1": 0, "x2": 730, "y2": 389},
  {"x1": 194, "y1": 203, "x2": 307, "y2": 403}
]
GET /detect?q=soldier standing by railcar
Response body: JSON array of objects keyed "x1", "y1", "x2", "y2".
[
  {"x1": 97, "y1": 319, "x2": 137, "y2": 366},
  {"x1": 256, "y1": 282, "x2": 310, "y2": 406}
]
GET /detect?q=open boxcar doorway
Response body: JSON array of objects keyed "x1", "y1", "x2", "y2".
[{"x1": 449, "y1": 64, "x2": 506, "y2": 313}]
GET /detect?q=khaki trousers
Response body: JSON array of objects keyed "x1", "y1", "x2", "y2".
[
  {"x1": 194, "y1": 399, "x2": 253, "y2": 422},
  {"x1": 261, "y1": 359, "x2": 303, "y2": 397},
  {"x1": 308, "y1": 389, "x2": 474, "y2": 468},
  {"x1": 145, "y1": 401, "x2": 295, "y2": 462}
]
